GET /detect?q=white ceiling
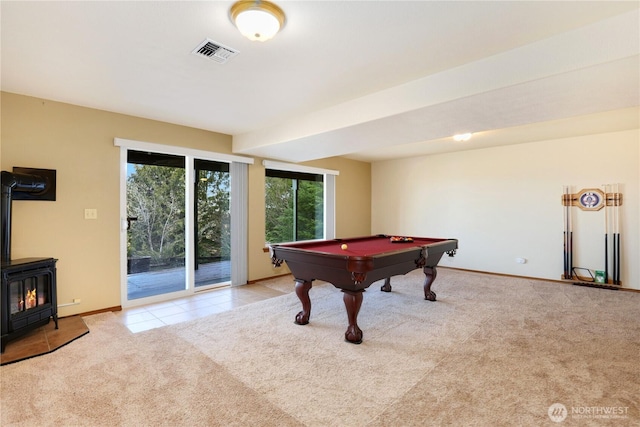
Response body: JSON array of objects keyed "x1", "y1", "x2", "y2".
[{"x1": 1, "y1": 1, "x2": 639, "y2": 163}]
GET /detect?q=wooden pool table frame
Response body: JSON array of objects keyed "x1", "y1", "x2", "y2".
[{"x1": 270, "y1": 235, "x2": 458, "y2": 344}]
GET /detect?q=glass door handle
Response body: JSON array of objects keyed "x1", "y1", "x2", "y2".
[{"x1": 125, "y1": 216, "x2": 138, "y2": 230}]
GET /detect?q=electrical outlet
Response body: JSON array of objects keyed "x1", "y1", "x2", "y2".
[
  {"x1": 73, "y1": 298, "x2": 81, "y2": 304},
  {"x1": 84, "y1": 209, "x2": 98, "y2": 220}
]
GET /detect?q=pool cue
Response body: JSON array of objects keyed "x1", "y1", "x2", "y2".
[
  {"x1": 611, "y1": 184, "x2": 620, "y2": 285},
  {"x1": 563, "y1": 186, "x2": 568, "y2": 279},
  {"x1": 568, "y1": 186, "x2": 573, "y2": 279},
  {"x1": 604, "y1": 184, "x2": 609, "y2": 284},
  {"x1": 616, "y1": 183, "x2": 621, "y2": 285},
  {"x1": 563, "y1": 186, "x2": 570, "y2": 279},
  {"x1": 615, "y1": 183, "x2": 621, "y2": 285},
  {"x1": 611, "y1": 184, "x2": 617, "y2": 285},
  {"x1": 612, "y1": 185, "x2": 616, "y2": 285}
]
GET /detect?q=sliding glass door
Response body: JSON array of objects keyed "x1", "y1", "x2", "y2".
[
  {"x1": 117, "y1": 137, "x2": 251, "y2": 308},
  {"x1": 194, "y1": 159, "x2": 231, "y2": 289},
  {"x1": 126, "y1": 151, "x2": 186, "y2": 300}
]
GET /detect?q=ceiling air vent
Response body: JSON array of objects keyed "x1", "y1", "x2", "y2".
[{"x1": 192, "y1": 39, "x2": 239, "y2": 64}]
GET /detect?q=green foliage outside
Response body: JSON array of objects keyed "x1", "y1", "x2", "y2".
[
  {"x1": 196, "y1": 170, "x2": 231, "y2": 260},
  {"x1": 127, "y1": 164, "x2": 185, "y2": 265},
  {"x1": 127, "y1": 165, "x2": 230, "y2": 267},
  {"x1": 127, "y1": 163, "x2": 320, "y2": 266},
  {"x1": 265, "y1": 177, "x2": 323, "y2": 244}
]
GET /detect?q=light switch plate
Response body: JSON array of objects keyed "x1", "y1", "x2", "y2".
[{"x1": 84, "y1": 208, "x2": 98, "y2": 220}]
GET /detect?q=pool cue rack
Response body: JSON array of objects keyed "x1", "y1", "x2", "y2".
[{"x1": 561, "y1": 185, "x2": 623, "y2": 289}]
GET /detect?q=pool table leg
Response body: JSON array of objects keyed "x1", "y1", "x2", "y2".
[
  {"x1": 294, "y1": 279, "x2": 313, "y2": 325},
  {"x1": 423, "y1": 266, "x2": 437, "y2": 301},
  {"x1": 342, "y1": 290, "x2": 364, "y2": 344},
  {"x1": 380, "y1": 277, "x2": 392, "y2": 292}
]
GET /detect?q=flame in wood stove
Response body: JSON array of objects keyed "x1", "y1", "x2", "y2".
[{"x1": 25, "y1": 289, "x2": 36, "y2": 310}]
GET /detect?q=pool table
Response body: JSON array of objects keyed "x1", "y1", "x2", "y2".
[{"x1": 270, "y1": 234, "x2": 458, "y2": 344}]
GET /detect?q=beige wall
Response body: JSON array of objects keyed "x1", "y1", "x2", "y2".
[
  {"x1": 1, "y1": 92, "x2": 371, "y2": 316},
  {"x1": 372, "y1": 127, "x2": 640, "y2": 290}
]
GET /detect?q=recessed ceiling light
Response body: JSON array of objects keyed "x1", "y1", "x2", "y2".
[{"x1": 453, "y1": 133, "x2": 472, "y2": 142}]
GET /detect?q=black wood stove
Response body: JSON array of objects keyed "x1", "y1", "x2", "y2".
[
  {"x1": 2, "y1": 258, "x2": 58, "y2": 352},
  {"x1": 1, "y1": 169, "x2": 58, "y2": 352}
]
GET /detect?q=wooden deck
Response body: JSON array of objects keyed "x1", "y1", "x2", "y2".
[{"x1": 127, "y1": 260, "x2": 231, "y2": 300}]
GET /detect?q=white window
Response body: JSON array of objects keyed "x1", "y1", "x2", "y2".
[{"x1": 263, "y1": 160, "x2": 338, "y2": 244}]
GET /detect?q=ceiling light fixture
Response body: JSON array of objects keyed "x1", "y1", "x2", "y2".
[
  {"x1": 453, "y1": 133, "x2": 472, "y2": 142},
  {"x1": 230, "y1": 0, "x2": 286, "y2": 42}
]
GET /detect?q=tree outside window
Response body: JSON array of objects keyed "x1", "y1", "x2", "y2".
[
  {"x1": 265, "y1": 170, "x2": 323, "y2": 244},
  {"x1": 127, "y1": 163, "x2": 185, "y2": 266}
]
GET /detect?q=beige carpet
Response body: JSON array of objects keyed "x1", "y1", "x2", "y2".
[{"x1": 1, "y1": 269, "x2": 638, "y2": 426}]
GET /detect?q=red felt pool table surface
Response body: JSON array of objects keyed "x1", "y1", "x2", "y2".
[{"x1": 287, "y1": 235, "x2": 449, "y2": 256}]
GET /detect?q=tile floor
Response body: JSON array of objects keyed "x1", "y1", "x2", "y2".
[
  {"x1": 0, "y1": 316, "x2": 90, "y2": 365},
  {"x1": 118, "y1": 283, "x2": 287, "y2": 333}
]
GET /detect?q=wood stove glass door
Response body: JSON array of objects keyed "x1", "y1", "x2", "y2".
[{"x1": 126, "y1": 151, "x2": 187, "y2": 300}]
